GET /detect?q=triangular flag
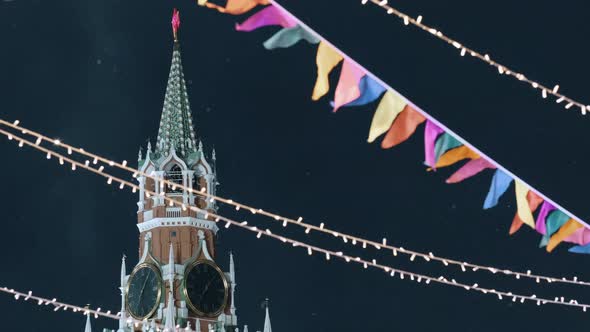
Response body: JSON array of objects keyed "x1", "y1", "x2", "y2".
[
  {"x1": 547, "y1": 219, "x2": 583, "y2": 252},
  {"x1": 446, "y1": 158, "x2": 495, "y2": 184},
  {"x1": 539, "y1": 210, "x2": 570, "y2": 247},
  {"x1": 312, "y1": 42, "x2": 343, "y2": 101},
  {"x1": 205, "y1": 0, "x2": 271, "y2": 15},
  {"x1": 509, "y1": 191, "x2": 543, "y2": 235},
  {"x1": 381, "y1": 105, "x2": 426, "y2": 149},
  {"x1": 535, "y1": 201, "x2": 556, "y2": 235},
  {"x1": 569, "y1": 243, "x2": 590, "y2": 254},
  {"x1": 564, "y1": 226, "x2": 590, "y2": 246},
  {"x1": 367, "y1": 91, "x2": 406, "y2": 143},
  {"x1": 424, "y1": 121, "x2": 444, "y2": 168},
  {"x1": 263, "y1": 26, "x2": 320, "y2": 49},
  {"x1": 514, "y1": 180, "x2": 536, "y2": 229},
  {"x1": 235, "y1": 5, "x2": 296, "y2": 31},
  {"x1": 337, "y1": 75, "x2": 386, "y2": 107},
  {"x1": 434, "y1": 133, "x2": 462, "y2": 164},
  {"x1": 483, "y1": 169, "x2": 513, "y2": 209},
  {"x1": 333, "y1": 61, "x2": 365, "y2": 112},
  {"x1": 434, "y1": 145, "x2": 479, "y2": 168}
]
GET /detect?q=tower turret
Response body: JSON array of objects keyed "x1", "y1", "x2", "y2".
[
  {"x1": 117, "y1": 255, "x2": 128, "y2": 332},
  {"x1": 263, "y1": 301, "x2": 272, "y2": 332}
]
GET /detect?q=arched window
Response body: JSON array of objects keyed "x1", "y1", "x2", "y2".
[
  {"x1": 165, "y1": 165, "x2": 183, "y2": 193},
  {"x1": 192, "y1": 175, "x2": 202, "y2": 193}
]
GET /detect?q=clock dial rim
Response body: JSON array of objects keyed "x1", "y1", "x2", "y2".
[
  {"x1": 125, "y1": 262, "x2": 163, "y2": 320},
  {"x1": 183, "y1": 259, "x2": 229, "y2": 317}
]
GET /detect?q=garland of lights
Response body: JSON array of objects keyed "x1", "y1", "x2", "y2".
[
  {"x1": 0, "y1": 287, "x2": 198, "y2": 331},
  {"x1": 361, "y1": 0, "x2": 589, "y2": 115},
  {"x1": 0, "y1": 287, "x2": 119, "y2": 321},
  {"x1": 2, "y1": 128, "x2": 590, "y2": 312},
  {"x1": 1, "y1": 118, "x2": 588, "y2": 288}
]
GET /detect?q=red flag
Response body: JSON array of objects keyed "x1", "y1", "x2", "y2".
[
  {"x1": 172, "y1": 8, "x2": 181, "y2": 41},
  {"x1": 508, "y1": 191, "x2": 543, "y2": 235},
  {"x1": 380, "y1": 105, "x2": 426, "y2": 149}
]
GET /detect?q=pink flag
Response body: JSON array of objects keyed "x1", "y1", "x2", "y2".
[
  {"x1": 445, "y1": 158, "x2": 495, "y2": 184},
  {"x1": 172, "y1": 8, "x2": 180, "y2": 40},
  {"x1": 333, "y1": 61, "x2": 364, "y2": 112},
  {"x1": 424, "y1": 121, "x2": 444, "y2": 168},
  {"x1": 564, "y1": 227, "x2": 590, "y2": 246},
  {"x1": 235, "y1": 6, "x2": 297, "y2": 32}
]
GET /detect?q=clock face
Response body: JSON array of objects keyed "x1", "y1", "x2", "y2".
[
  {"x1": 126, "y1": 264, "x2": 162, "y2": 320},
  {"x1": 184, "y1": 261, "x2": 228, "y2": 317}
]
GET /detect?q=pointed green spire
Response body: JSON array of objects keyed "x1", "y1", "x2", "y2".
[{"x1": 156, "y1": 41, "x2": 198, "y2": 158}]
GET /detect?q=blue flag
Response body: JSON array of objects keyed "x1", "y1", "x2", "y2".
[
  {"x1": 483, "y1": 169, "x2": 513, "y2": 209},
  {"x1": 434, "y1": 133, "x2": 462, "y2": 164},
  {"x1": 539, "y1": 210, "x2": 570, "y2": 247},
  {"x1": 569, "y1": 243, "x2": 590, "y2": 254},
  {"x1": 263, "y1": 26, "x2": 320, "y2": 50}
]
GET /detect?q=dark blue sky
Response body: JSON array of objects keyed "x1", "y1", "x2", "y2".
[{"x1": 1, "y1": 0, "x2": 590, "y2": 331}]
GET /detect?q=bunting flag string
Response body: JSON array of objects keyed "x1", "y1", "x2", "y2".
[
  {"x1": 197, "y1": 0, "x2": 590, "y2": 255},
  {"x1": 2, "y1": 119, "x2": 590, "y2": 287},
  {"x1": 3, "y1": 128, "x2": 590, "y2": 312},
  {"x1": 198, "y1": 0, "x2": 270, "y2": 15}
]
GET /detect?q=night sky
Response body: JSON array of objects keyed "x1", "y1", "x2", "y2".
[{"x1": 1, "y1": 0, "x2": 590, "y2": 331}]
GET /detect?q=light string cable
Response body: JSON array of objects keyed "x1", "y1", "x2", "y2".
[
  {"x1": 2, "y1": 129, "x2": 590, "y2": 311},
  {"x1": 0, "y1": 286, "x2": 200, "y2": 331},
  {"x1": 0, "y1": 286, "x2": 119, "y2": 320},
  {"x1": 362, "y1": 0, "x2": 589, "y2": 115},
  {"x1": 1, "y1": 119, "x2": 588, "y2": 287}
]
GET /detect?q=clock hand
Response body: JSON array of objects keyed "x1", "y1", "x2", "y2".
[
  {"x1": 138, "y1": 273, "x2": 151, "y2": 306},
  {"x1": 200, "y1": 277, "x2": 215, "y2": 298}
]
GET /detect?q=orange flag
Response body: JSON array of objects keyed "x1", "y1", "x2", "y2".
[
  {"x1": 380, "y1": 105, "x2": 425, "y2": 149},
  {"x1": 547, "y1": 219, "x2": 583, "y2": 252},
  {"x1": 434, "y1": 146, "x2": 479, "y2": 169},
  {"x1": 508, "y1": 191, "x2": 543, "y2": 235},
  {"x1": 201, "y1": 0, "x2": 270, "y2": 15}
]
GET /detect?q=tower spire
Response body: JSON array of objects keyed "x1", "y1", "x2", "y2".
[
  {"x1": 118, "y1": 255, "x2": 127, "y2": 332},
  {"x1": 164, "y1": 287, "x2": 176, "y2": 331},
  {"x1": 165, "y1": 243, "x2": 176, "y2": 331},
  {"x1": 84, "y1": 310, "x2": 92, "y2": 332},
  {"x1": 156, "y1": 12, "x2": 198, "y2": 158},
  {"x1": 229, "y1": 252, "x2": 237, "y2": 325},
  {"x1": 263, "y1": 300, "x2": 272, "y2": 332}
]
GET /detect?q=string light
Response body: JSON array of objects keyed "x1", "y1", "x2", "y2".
[
  {"x1": 4, "y1": 120, "x2": 588, "y2": 289},
  {"x1": 0, "y1": 287, "x2": 175, "y2": 330},
  {"x1": 3, "y1": 124, "x2": 590, "y2": 291},
  {"x1": 356, "y1": 0, "x2": 587, "y2": 115},
  {"x1": 0, "y1": 287, "x2": 119, "y2": 320},
  {"x1": 4, "y1": 129, "x2": 590, "y2": 312}
]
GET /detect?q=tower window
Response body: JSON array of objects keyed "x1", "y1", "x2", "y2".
[
  {"x1": 170, "y1": 231, "x2": 177, "y2": 237},
  {"x1": 192, "y1": 175, "x2": 202, "y2": 192},
  {"x1": 165, "y1": 165, "x2": 183, "y2": 193}
]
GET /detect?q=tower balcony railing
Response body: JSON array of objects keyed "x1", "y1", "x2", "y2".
[{"x1": 166, "y1": 207, "x2": 182, "y2": 218}]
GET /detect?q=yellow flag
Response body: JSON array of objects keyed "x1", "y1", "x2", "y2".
[
  {"x1": 312, "y1": 42, "x2": 343, "y2": 100},
  {"x1": 435, "y1": 146, "x2": 479, "y2": 169},
  {"x1": 367, "y1": 91, "x2": 406, "y2": 143},
  {"x1": 514, "y1": 180, "x2": 535, "y2": 228},
  {"x1": 547, "y1": 219, "x2": 583, "y2": 252}
]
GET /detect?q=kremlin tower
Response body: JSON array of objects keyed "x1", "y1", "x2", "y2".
[{"x1": 91, "y1": 10, "x2": 273, "y2": 332}]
